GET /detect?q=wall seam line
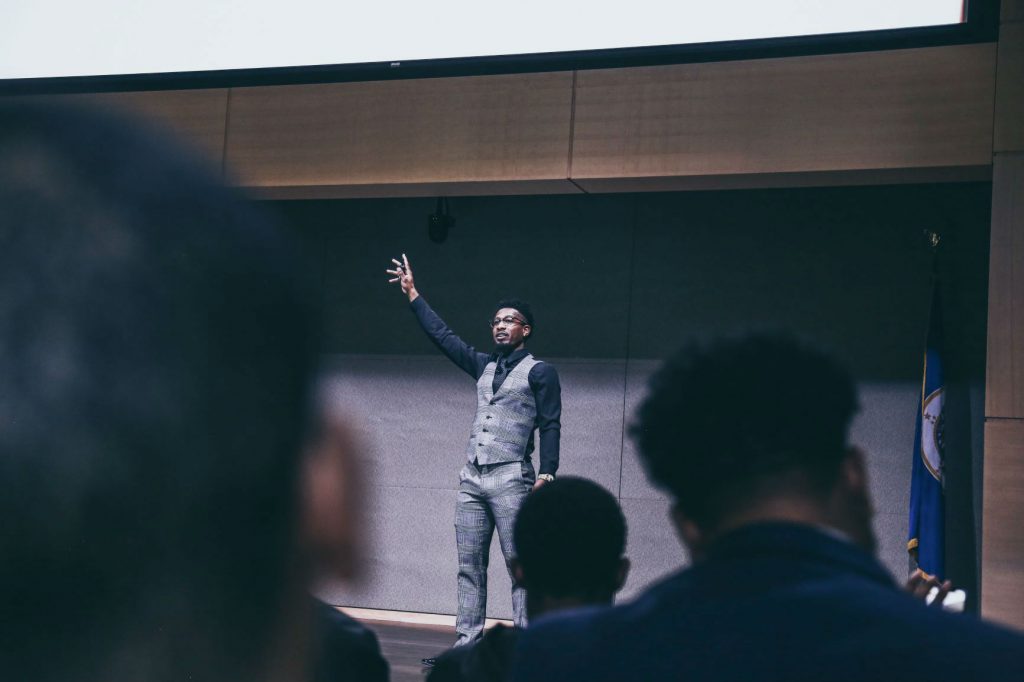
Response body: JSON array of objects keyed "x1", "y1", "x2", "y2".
[
  {"x1": 617, "y1": 195, "x2": 640, "y2": 500},
  {"x1": 566, "y1": 70, "x2": 578, "y2": 182},
  {"x1": 568, "y1": 178, "x2": 589, "y2": 194},
  {"x1": 220, "y1": 88, "x2": 233, "y2": 179}
]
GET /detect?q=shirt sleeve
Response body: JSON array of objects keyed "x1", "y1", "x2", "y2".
[
  {"x1": 410, "y1": 296, "x2": 490, "y2": 379},
  {"x1": 529, "y1": 362, "x2": 562, "y2": 475}
]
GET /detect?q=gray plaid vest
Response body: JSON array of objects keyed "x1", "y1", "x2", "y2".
[{"x1": 465, "y1": 355, "x2": 540, "y2": 465}]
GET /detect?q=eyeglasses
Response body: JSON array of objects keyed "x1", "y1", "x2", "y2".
[{"x1": 489, "y1": 316, "x2": 527, "y2": 328}]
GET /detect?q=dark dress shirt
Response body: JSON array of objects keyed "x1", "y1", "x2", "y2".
[
  {"x1": 411, "y1": 296, "x2": 561, "y2": 475},
  {"x1": 513, "y1": 522, "x2": 1024, "y2": 682}
]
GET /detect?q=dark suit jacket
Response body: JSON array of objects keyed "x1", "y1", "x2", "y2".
[
  {"x1": 512, "y1": 523, "x2": 1024, "y2": 682},
  {"x1": 312, "y1": 600, "x2": 389, "y2": 682}
]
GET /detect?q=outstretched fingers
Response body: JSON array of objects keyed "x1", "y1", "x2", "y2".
[{"x1": 386, "y1": 255, "x2": 413, "y2": 291}]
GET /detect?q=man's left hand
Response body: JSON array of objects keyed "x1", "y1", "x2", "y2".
[{"x1": 532, "y1": 478, "x2": 549, "y2": 492}]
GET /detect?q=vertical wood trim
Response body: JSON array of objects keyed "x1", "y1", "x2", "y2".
[
  {"x1": 567, "y1": 70, "x2": 578, "y2": 180},
  {"x1": 982, "y1": 8, "x2": 1024, "y2": 630},
  {"x1": 994, "y1": 22, "x2": 1024, "y2": 153},
  {"x1": 986, "y1": 154, "x2": 1024, "y2": 419},
  {"x1": 981, "y1": 419, "x2": 1024, "y2": 630},
  {"x1": 221, "y1": 89, "x2": 233, "y2": 180}
]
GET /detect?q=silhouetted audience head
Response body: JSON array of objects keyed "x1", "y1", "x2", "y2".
[
  {"x1": 513, "y1": 477, "x2": 628, "y2": 612},
  {"x1": 630, "y1": 334, "x2": 873, "y2": 555},
  {"x1": 0, "y1": 102, "x2": 315, "y2": 682}
]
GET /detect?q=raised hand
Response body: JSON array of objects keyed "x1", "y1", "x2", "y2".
[{"x1": 385, "y1": 253, "x2": 418, "y2": 301}]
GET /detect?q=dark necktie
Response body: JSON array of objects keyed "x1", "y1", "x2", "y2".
[{"x1": 492, "y1": 358, "x2": 507, "y2": 394}]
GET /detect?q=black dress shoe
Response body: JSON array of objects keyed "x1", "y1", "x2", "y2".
[{"x1": 421, "y1": 657, "x2": 437, "y2": 667}]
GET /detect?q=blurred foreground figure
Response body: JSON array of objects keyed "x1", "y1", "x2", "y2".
[
  {"x1": 429, "y1": 477, "x2": 628, "y2": 682},
  {"x1": 514, "y1": 335, "x2": 1024, "y2": 682},
  {"x1": 301, "y1": 406, "x2": 389, "y2": 682},
  {"x1": 0, "y1": 102, "x2": 316, "y2": 682}
]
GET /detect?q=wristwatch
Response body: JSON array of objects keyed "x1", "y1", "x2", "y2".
[{"x1": 537, "y1": 474, "x2": 555, "y2": 483}]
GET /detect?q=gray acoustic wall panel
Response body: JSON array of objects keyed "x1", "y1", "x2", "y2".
[
  {"x1": 551, "y1": 360, "x2": 628, "y2": 495},
  {"x1": 318, "y1": 484, "x2": 459, "y2": 614},
  {"x1": 317, "y1": 483, "x2": 517, "y2": 619},
  {"x1": 618, "y1": 497, "x2": 689, "y2": 602},
  {"x1": 850, "y1": 384, "x2": 918, "y2": 579},
  {"x1": 318, "y1": 354, "x2": 478, "y2": 490},
  {"x1": 619, "y1": 359, "x2": 667, "y2": 501},
  {"x1": 875, "y1": 511, "x2": 915, "y2": 583},
  {"x1": 852, "y1": 384, "x2": 919, "y2": 515}
]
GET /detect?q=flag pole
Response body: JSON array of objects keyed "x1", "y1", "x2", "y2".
[{"x1": 908, "y1": 228, "x2": 946, "y2": 579}]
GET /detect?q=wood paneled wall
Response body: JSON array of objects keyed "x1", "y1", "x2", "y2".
[
  {"x1": 983, "y1": 419, "x2": 1024, "y2": 627},
  {"x1": 995, "y1": 23, "x2": 1024, "y2": 153},
  {"x1": 225, "y1": 72, "x2": 576, "y2": 198},
  {"x1": 10, "y1": 89, "x2": 229, "y2": 168},
  {"x1": 570, "y1": 45, "x2": 995, "y2": 192},
  {"x1": 987, "y1": 156, "x2": 1024, "y2": 420},
  {"x1": 982, "y1": 6, "x2": 1024, "y2": 630},
  {"x1": 5, "y1": 42, "x2": 996, "y2": 197}
]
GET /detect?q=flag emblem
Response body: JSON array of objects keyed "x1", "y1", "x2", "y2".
[{"x1": 921, "y1": 387, "x2": 944, "y2": 482}]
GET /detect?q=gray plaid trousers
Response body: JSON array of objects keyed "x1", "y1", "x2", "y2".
[{"x1": 454, "y1": 459, "x2": 535, "y2": 646}]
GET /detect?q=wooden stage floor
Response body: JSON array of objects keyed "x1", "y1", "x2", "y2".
[{"x1": 369, "y1": 620, "x2": 456, "y2": 682}]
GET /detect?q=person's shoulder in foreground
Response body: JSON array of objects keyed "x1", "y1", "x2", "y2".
[
  {"x1": 312, "y1": 600, "x2": 389, "y2": 682},
  {"x1": 514, "y1": 522, "x2": 1024, "y2": 682},
  {"x1": 428, "y1": 624, "x2": 518, "y2": 682},
  {"x1": 512, "y1": 334, "x2": 1024, "y2": 682}
]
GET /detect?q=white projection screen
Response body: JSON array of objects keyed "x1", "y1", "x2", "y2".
[{"x1": 1, "y1": 1, "x2": 966, "y2": 80}]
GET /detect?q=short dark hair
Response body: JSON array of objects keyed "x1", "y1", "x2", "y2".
[
  {"x1": 494, "y1": 298, "x2": 534, "y2": 330},
  {"x1": 630, "y1": 334, "x2": 859, "y2": 529},
  {"x1": 0, "y1": 102, "x2": 315, "y2": 681},
  {"x1": 514, "y1": 477, "x2": 626, "y2": 600}
]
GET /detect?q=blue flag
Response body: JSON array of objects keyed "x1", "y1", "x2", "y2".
[{"x1": 908, "y1": 287, "x2": 945, "y2": 578}]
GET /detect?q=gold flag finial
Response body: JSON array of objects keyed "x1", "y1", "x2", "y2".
[{"x1": 925, "y1": 230, "x2": 941, "y2": 249}]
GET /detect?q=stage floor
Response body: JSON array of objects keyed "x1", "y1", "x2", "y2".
[{"x1": 371, "y1": 620, "x2": 455, "y2": 682}]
